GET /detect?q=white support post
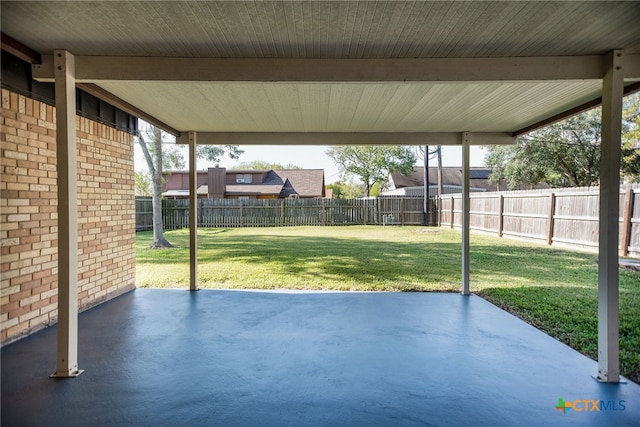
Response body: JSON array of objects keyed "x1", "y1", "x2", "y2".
[
  {"x1": 597, "y1": 50, "x2": 624, "y2": 383},
  {"x1": 189, "y1": 131, "x2": 198, "y2": 292},
  {"x1": 51, "y1": 50, "x2": 83, "y2": 378},
  {"x1": 461, "y1": 133, "x2": 471, "y2": 296}
]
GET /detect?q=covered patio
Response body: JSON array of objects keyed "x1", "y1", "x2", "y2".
[
  {"x1": 1, "y1": 1, "x2": 640, "y2": 425},
  {"x1": 3, "y1": 289, "x2": 639, "y2": 426}
]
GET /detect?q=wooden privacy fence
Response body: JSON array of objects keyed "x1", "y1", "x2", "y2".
[
  {"x1": 438, "y1": 185, "x2": 640, "y2": 258},
  {"x1": 136, "y1": 197, "x2": 153, "y2": 231},
  {"x1": 135, "y1": 196, "x2": 436, "y2": 230}
]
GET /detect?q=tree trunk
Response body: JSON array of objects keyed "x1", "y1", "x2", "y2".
[
  {"x1": 150, "y1": 172, "x2": 172, "y2": 248},
  {"x1": 138, "y1": 126, "x2": 173, "y2": 248}
]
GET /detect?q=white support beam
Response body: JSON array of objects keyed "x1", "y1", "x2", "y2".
[
  {"x1": 624, "y1": 53, "x2": 640, "y2": 81},
  {"x1": 596, "y1": 50, "x2": 624, "y2": 383},
  {"x1": 176, "y1": 132, "x2": 514, "y2": 146},
  {"x1": 461, "y1": 133, "x2": 471, "y2": 296},
  {"x1": 188, "y1": 132, "x2": 198, "y2": 292},
  {"x1": 51, "y1": 50, "x2": 83, "y2": 378},
  {"x1": 33, "y1": 55, "x2": 613, "y2": 83}
]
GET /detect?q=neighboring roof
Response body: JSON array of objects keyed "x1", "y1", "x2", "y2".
[
  {"x1": 271, "y1": 170, "x2": 325, "y2": 198},
  {"x1": 163, "y1": 186, "x2": 209, "y2": 197},
  {"x1": 197, "y1": 186, "x2": 212, "y2": 196},
  {"x1": 162, "y1": 168, "x2": 325, "y2": 197},
  {"x1": 390, "y1": 167, "x2": 501, "y2": 192},
  {"x1": 381, "y1": 185, "x2": 489, "y2": 197},
  {"x1": 163, "y1": 190, "x2": 190, "y2": 198},
  {"x1": 226, "y1": 169, "x2": 325, "y2": 197},
  {"x1": 225, "y1": 184, "x2": 284, "y2": 197},
  {"x1": 2, "y1": 1, "x2": 638, "y2": 140}
]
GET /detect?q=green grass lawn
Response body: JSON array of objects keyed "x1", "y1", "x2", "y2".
[{"x1": 136, "y1": 226, "x2": 640, "y2": 383}]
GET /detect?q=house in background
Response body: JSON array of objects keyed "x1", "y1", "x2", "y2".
[
  {"x1": 163, "y1": 168, "x2": 326, "y2": 199},
  {"x1": 382, "y1": 167, "x2": 509, "y2": 197}
]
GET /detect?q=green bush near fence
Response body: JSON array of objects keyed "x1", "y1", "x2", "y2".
[{"x1": 136, "y1": 226, "x2": 640, "y2": 383}]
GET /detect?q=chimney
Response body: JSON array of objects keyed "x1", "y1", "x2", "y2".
[{"x1": 208, "y1": 167, "x2": 226, "y2": 198}]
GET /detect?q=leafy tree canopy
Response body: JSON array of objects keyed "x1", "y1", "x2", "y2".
[
  {"x1": 326, "y1": 145, "x2": 416, "y2": 196},
  {"x1": 485, "y1": 93, "x2": 640, "y2": 189},
  {"x1": 197, "y1": 145, "x2": 243, "y2": 165},
  {"x1": 622, "y1": 93, "x2": 640, "y2": 182},
  {"x1": 326, "y1": 181, "x2": 367, "y2": 199},
  {"x1": 134, "y1": 171, "x2": 152, "y2": 197}
]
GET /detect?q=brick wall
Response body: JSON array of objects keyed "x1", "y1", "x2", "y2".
[{"x1": 1, "y1": 89, "x2": 136, "y2": 344}]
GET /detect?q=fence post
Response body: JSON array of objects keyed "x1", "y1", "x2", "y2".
[
  {"x1": 363, "y1": 199, "x2": 367, "y2": 225},
  {"x1": 239, "y1": 200, "x2": 244, "y2": 227},
  {"x1": 621, "y1": 188, "x2": 633, "y2": 256},
  {"x1": 498, "y1": 194, "x2": 504, "y2": 237},
  {"x1": 162, "y1": 198, "x2": 167, "y2": 229},
  {"x1": 546, "y1": 192, "x2": 556, "y2": 245},
  {"x1": 450, "y1": 196, "x2": 454, "y2": 229},
  {"x1": 280, "y1": 199, "x2": 285, "y2": 226}
]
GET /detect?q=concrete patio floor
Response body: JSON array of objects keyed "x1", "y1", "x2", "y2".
[{"x1": 2, "y1": 289, "x2": 639, "y2": 426}]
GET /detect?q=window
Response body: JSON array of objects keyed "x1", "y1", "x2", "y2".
[{"x1": 236, "y1": 174, "x2": 252, "y2": 184}]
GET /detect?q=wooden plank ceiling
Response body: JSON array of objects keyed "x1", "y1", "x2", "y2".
[{"x1": 2, "y1": 1, "x2": 639, "y2": 138}]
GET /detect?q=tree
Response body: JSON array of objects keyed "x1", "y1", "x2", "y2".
[
  {"x1": 325, "y1": 182, "x2": 344, "y2": 199},
  {"x1": 622, "y1": 93, "x2": 640, "y2": 183},
  {"x1": 134, "y1": 171, "x2": 152, "y2": 197},
  {"x1": 369, "y1": 181, "x2": 382, "y2": 197},
  {"x1": 325, "y1": 180, "x2": 367, "y2": 199},
  {"x1": 197, "y1": 145, "x2": 243, "y2": 166},
  {"x1": 234, "y1": 160, "x2": 302, "y2": 170},
  {"x1": 137, "y1": 126, "x2": 182, "y2": 248},
  {"x1": 485, "y1": 144, "x2": 550, "y2": 190},
  {"x1": 485, "y1": 93, "x2": 640, "y2": 189},
  {"x1": 137, "y1": 124, "x2": 242, "y2": 248},
  {"x1": 326, "y1": 146, "x2": 416, "y2": 196}
]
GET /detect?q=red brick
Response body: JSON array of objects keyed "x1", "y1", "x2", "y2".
[
  {"x1": 1, "y1": 301, "x2": 19, "y2": 314},
  {"x1": 9, "y1": 289, "x2": 31, "y2": 303},
  {"x1": 8, "y1": 304, "x2": 32, "y2": 319}
]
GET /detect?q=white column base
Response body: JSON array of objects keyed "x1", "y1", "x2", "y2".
[{"x1": 50, "y1": 369, "x2": 84, "y2": 378}]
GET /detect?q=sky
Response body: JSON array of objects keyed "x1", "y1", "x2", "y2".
[{"x1": 134, "y1": 143, "x2": 488, "y2": 184}]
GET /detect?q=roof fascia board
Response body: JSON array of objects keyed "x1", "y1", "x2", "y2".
[
  {"x1": 33, "y1": 56, "x2": 609, "y2": 82},
  {"x1": 176, "y1": 132, "x2": 514, "y2": 146}
]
